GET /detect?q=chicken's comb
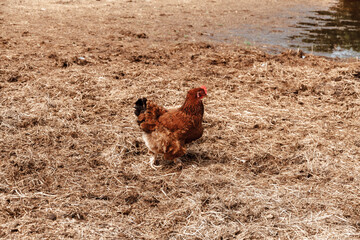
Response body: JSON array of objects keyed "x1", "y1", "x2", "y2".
[{"x1": 200, "y1": 85, "x2": 207, "y2": 95}]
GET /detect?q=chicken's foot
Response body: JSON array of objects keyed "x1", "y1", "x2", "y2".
[{"x1": 149, "y1": 154, "x2": 159, "y2": 170}]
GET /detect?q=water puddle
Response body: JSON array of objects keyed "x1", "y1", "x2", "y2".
[
  {"x1": 212, "y1": 0, "x2": 360, "y2": 58},
  {"x1": 289, "y1": 0, "x2": 360, "y2": 58}
]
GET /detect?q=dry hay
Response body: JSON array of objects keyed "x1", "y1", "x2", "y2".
[{"x1": 1, "y1": 0, "x2": 360, "y2": 239}]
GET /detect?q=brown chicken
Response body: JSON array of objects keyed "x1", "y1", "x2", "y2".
[{"x1": 134, "y1": 86, "x2": 207, "y2": 168}]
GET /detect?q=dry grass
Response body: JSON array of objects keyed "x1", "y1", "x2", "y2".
[{"x1": 1, "y1": 0, "x2": 360, "y2": 239}]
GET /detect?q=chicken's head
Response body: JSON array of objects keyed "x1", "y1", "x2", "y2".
[{"x1": 188, "y1": 86, "x2": 207, "y2": 100}]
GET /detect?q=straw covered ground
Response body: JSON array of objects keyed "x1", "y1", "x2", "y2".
[{"x1": 1, "y1": 0, "x2": 360, "y2": 239}]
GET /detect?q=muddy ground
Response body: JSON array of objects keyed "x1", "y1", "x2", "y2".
[{"x1": 1, "y1": 0, "x2": 360, "y2": 239}]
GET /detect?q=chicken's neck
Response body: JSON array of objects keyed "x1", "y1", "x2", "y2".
[{"x1": 179, "y1": 99, "x2": 204, "y2": 117}]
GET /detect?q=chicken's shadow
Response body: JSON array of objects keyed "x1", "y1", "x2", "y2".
[{"x1": 159, "y1": 150, "x2": 212, "y2": 170}]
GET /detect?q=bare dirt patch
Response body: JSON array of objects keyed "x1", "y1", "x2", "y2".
[{"x1": 1, "y1": 0, "x2": 360, "y2": 239}]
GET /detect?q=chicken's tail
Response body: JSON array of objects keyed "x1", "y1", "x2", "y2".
[
  {"x1": 134, "y1": 98, "x2": 147, "y2": 116},
  {"x1": 135, "y1": 98, "x2": 169, "y2": 133}
]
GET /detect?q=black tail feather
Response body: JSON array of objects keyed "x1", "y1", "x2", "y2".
[{"x1": 134, "y1": 98, "x2": 147, "y2": 116}]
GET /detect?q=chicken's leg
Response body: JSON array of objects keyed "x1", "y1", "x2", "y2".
[
  {"x1": 174, "y1": 158, "x2": 183, "y2": 169},
  {"x1": 149, "y1": 153, "x2": 159, "y2": 170}
]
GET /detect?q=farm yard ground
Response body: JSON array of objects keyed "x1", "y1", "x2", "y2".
[{"x1": 1, "y1": 0, "x2": 360, "y2": 239}]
